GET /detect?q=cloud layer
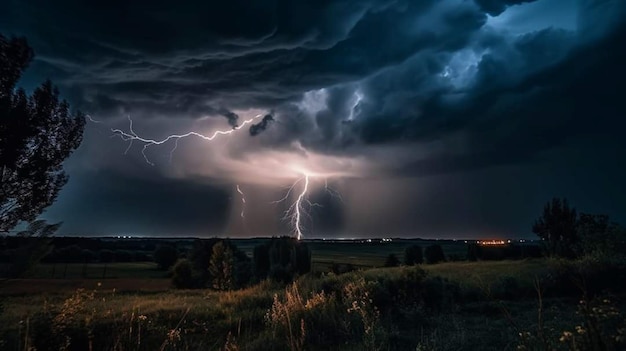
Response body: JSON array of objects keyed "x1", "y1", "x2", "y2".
[{"x1": 2, "y1": 0, "x2": 625, "y2": 237}]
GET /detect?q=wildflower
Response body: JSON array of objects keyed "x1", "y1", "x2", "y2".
[
  {"x1": 167, "y1": 329, "x2": 181, "y2": 342},
  {"x1": 560, "y1": 331, "x2": 573, "y2": 343}
]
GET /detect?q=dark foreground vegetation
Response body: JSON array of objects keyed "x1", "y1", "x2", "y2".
[{"x1": 1, "y1": 248, "x2": 625, "y2": 350}]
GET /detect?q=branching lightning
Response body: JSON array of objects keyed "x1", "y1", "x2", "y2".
[
  {"x1": 88, "y1": 112, "x2": 346, "y2": 240},
  {"x1": 272, "y1": 169, "x2": 342, "y2": 240},
  {"x1": 104, "y1": 114, "x2": 263, "y2": 166}
]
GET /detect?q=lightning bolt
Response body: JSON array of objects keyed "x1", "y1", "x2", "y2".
[
  {"x1": 236, "y1": 184, "x2": 246, "y2": 218},
  {"x1": 272, "y1": 169, "x2": 341, "y2": 240},
  {"x1": 88, "y1": 113, "x2": 345, "y2": 240},
  {"x1": 292, "y1": 174, "x2": 310, "y2": 241},
  {"x1": 100, "y1": 114, "x2": 263, "y2": 166}
]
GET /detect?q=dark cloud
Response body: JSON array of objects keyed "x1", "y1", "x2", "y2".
[
  {"x1": 219, "y1": 109, "x2": 239, "y2": 129},
  {"x1": 249, "y1": 114, "x2": 274, "y2": 136},
  {"x1": 2, "y1": 0, "x2": 626, "y2": 236},
  {"x1": 0, "y1": 0, "x2": 486, "y2": 115}
]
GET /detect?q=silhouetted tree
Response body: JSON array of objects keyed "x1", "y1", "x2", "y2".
[
  {"x1": 577, "y1": 213, "x2": 623, "y2": 257},
  {"x1": 424, "y1": 244, "x2": 446, "y2": 264},
  {"x1": 153, "y1": 245, "x2": 178, "y2": 270},
  {"x1": 0, "y1": 34, "x2": 85, "y2": 232},
  {"x1": 209, "y1": 241, "x2": 235, "y2": 290},
  {"x1": 532, "y1": 198, "x2": 578, "y2": 257},
  {"x1": 404, "y1": 245, "x2": 423, "y2": 265},
  {"x1": 188, "y1": 238, "x2": 219, "y2": 285},
  {"x1": 252, "y1": 237, "x2": 312, "y2": 282},
  {"x1": 181, "y1": 239, "x2": 250, "y2": 289},
  {"x1": 384, "y1": 253, "x2": 400, "y2": 267}
]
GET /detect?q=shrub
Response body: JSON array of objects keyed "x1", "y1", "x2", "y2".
[
  {"x1": 153, "y1": 245, "x2": 178, "y2": 270},
  {"x1": 330, "y1": 262, "x2": 356, "y2": 275},
  {"x1": 171, "y1": 259, "x2": 196, "y2": 289},
  {"x1": 404, "y1": 245, "x2": 423, "y2": 265},
  {"x1": 424, "y1": 244, "x2": 446, "y2": 264}
]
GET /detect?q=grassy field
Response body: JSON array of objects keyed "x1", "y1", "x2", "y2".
[
  {"x1": 2, "y1": 258, "x2": 623, "y2": 351},
  {"x1": 1, "y1": 238, "x2": 624, "y2": 350},
  {"x1": 27, "y1": 262, "x2": 166, "y2": 279}
]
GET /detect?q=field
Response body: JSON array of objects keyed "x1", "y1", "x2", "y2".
[{"x1": 1, "y1": 239, "x2": 624, "y2": 351}]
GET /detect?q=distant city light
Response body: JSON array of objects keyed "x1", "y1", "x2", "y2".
[{"x1": 479, "y1": 240, "x2": 506, "y2": 246}]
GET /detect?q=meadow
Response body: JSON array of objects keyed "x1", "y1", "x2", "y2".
[{"x1": 1, "y1": 239, "x2": 624, "y2": 351}]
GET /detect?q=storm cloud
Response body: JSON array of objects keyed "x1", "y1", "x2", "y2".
[{"x1": 2, "y1": 0, "x2": 625, "y2": 237}]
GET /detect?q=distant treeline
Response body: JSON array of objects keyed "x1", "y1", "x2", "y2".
[
  {"x1": 169, "y1": 236, "x2": 312, "y2": 289},
  {"x1": 0, "y1": 236, "x2": 165, "y2": 264}
]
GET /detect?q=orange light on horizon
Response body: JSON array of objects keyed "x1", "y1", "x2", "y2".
[{"x1": 479, "y1": 240, "x2": 506, "y2": 246}]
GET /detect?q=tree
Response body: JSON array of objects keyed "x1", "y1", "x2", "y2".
[
  {"x1": 209, "y1": 241, "x2": 235, "y2": 290},
  {"x1": 384, "y1": 253, "x2": 400, "y2": 267},
  {"x1": 0, "y1": 34, "x2": 85, "y2": 232},
  {"x1": 252, "y1": 237, "x2": 312, "y2": 282},
  {"x1": 532, "y1": 198, "x2": 578, "y2": 257},
  {"x1": 188, "y1": 238, "x2": 220, "y2": 285},
  {"x1": 576, "y1": 213, "x2": 622, "y2": 257},
  {"x1": 404, "y1": 245, "x2": 423, "y2": 265},
  {"x1": 153, "y1": 245, "x2": 178, "y2": 270},
  {"x1": 424, "y1": 244, "x2": 445, "y2": 264}
]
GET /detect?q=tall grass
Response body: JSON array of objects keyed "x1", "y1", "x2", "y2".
[{"x1": 1, "y1": 258, "x2": 625, "y2": 350}]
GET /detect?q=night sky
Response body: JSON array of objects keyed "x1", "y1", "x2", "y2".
[{"x1": 1, "y1": 0, "x2": 625, "y2": 238}]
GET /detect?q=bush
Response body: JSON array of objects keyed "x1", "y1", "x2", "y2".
[
  {"x1": 404, "y1": 245, "x2": 423, "y2": 265},
  {"x1": 171, "y1": 259, "x2": 196, "y2": 289},
  {"x1": 330, "y1": 262, "x2": 356, "y2": 275},
  {"x1": 153, "y1": 245, "x2": 178, "y2": 270},
  {"x1": 424, "y1": 244, "x2": 446, "y2": 264}
]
